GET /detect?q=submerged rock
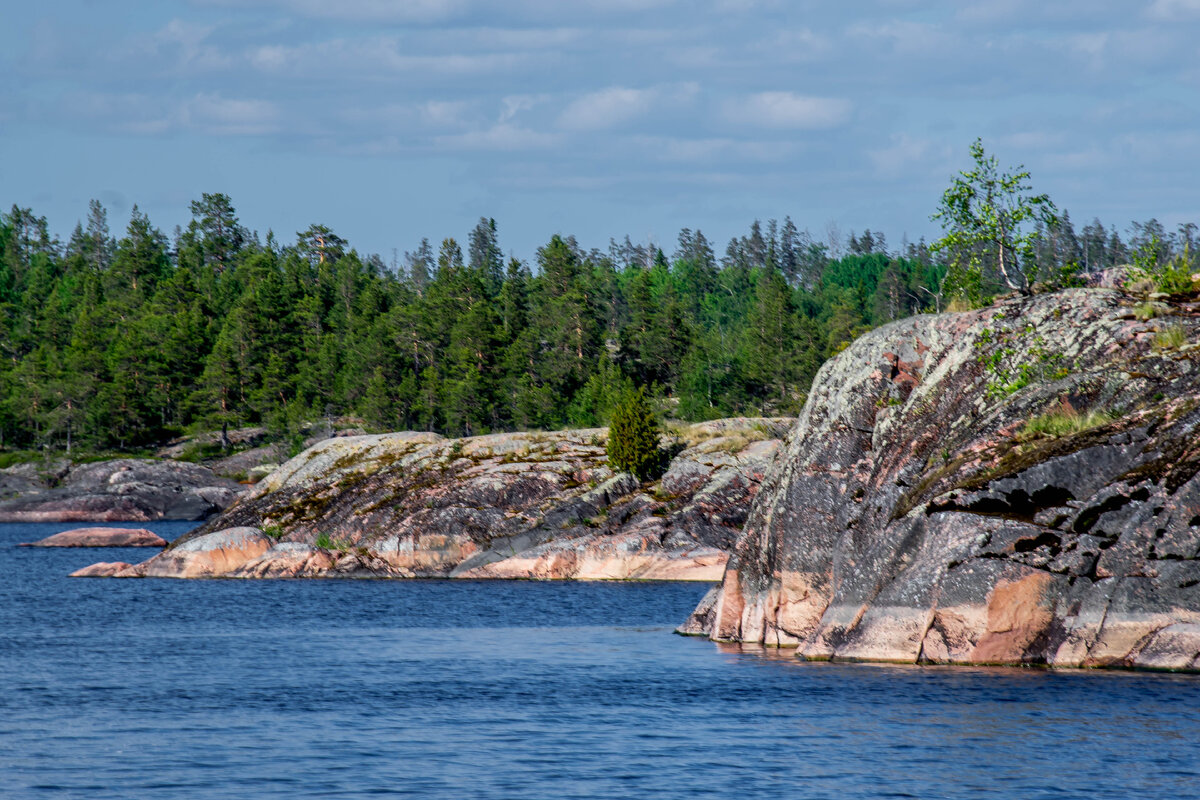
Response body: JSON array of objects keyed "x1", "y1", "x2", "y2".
[
  {"x1": 116, "y1": 419, "x2": 789, "y2": 580},
  {"x1": 0, "y1": 459, "x2": 243, "y2": 522},
  {"x1": 21, "y1": 527, "x2": 167, "y2": 547},
  {"x1": 682, "y1": 288, "x2": 1200, "y2": 671}
]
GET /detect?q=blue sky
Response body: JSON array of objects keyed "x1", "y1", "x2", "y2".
[{"x1": 3, "y1": 0, "x2": 1199, "y2": 261}]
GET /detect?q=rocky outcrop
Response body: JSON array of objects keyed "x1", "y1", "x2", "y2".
[
  {"x1": 0, "y1": 459, "x2": 70, "y2": 499},
  {"x1": 69, "y1": 561, "x2": 134, "y2": 577},
  {"x1": 684, "y1": 287, "x2": 1200, "y2": 671},
  {"x1": 0, "y1": 459, "x2": 243, "y2": 522},
  {"x1": 122, "y1": 527, "x2": 274, "y2": 578},
  {"x1": 107, "y1": 419, "x2": 789, "y2": 580},
  {"x1": 21, "y1": 527, "x2": 167, "y2": 547}
]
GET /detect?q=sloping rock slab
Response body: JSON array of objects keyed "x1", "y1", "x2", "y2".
[
  {"x1": 170, "y1": 421, "x2": 787, "y2": 581},
  {"x1": 22, "y1": 527, "x2": 167, "y2": 547},
  {"x1": 123, "y1": 527, "x2": 272, "y2": 578},
  {"x1": 70, "y1": 561, "x2": 134, "y2": 577}
]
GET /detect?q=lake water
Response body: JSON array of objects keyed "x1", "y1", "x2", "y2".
[{"x1": 3, "y1": 521, "x2": 1199, "y2": 799}]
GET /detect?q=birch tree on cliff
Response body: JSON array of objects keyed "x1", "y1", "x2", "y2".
[{"x1": 932, "y1": 138, "x2": 1057, "y2": 302}]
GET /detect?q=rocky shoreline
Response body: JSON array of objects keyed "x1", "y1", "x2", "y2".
[
  {"x1": 71, "y1": 418, "x2": 790, "y2": 582},
  {"x1": 682, "y1": 287, "x2": 1200, "y2": 671}
]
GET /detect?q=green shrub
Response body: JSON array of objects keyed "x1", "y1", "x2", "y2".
[
  {"x1": 606, "y1": 386, "x2": 662, "y2": 481},
  {"x1": 315, "y1": 532, "x2": 350, "y2": 551},
  {"x1": 1126, "y1": 238, "x2": 1198, "y2": 295},
  {"x1": 0, "y1": 451, "x2": 40, "y2": 469}
]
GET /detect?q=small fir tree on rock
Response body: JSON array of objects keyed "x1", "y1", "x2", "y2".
[{"x1": 606, "y1": 386, "x2": 662, "y2": 481}]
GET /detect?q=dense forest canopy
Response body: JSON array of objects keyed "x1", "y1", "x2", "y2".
[{"x1": 0, "y1": 194, "x2": 1194, "y2": 452}]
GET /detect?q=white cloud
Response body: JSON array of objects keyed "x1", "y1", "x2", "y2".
[
  {"x1": 848, "y1": 20, "x2": 950, "y2": 55},
  {"x1": 247, "y1": 37, "x2": 533, "y2": 76},
  {"x1": 724, "y1": 92, "x2": 851, "y2": 129},
  {"x1": 66, "y1": 90, "x2": 280, "y2": 136},
  {"x1": 499, "y1": 94, "x2": 545, "y2": 124},
  {"x1": 866, "y1": 134, "x2": 952, "y2": 178},
  {"x1": 179, "y1": 93, "x2": 281, "y2": 135},
  {"x1": 120, "y1": 18, "x2": 232, "y2": 72},
  {"x1": 198, "y1": 0, "x2": 469, "y2": 23},
  {"x1": 1148, "y1": 0, "x2": 1200, "y2": 19},
  {"x1": 435, "y1": 122, "x2": 561, "y2": 151},
  {"x1": 422, "y1": 100, "x2": 469, "y2": 126},
  {"x1": 630, "y1": 135, "x2": 796, "y2": 163},
  {"x1": 759, "y1": 28, "x2": 833, "y2": 61},
  {"x1": 557, "y1": 84, "x2": 697, "y2": 131}
]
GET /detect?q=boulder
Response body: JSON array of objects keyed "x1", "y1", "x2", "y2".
[
  {"x1": 20, "y1": 527, "x2": 168, "y2": 547},
  {"x1": 684, "y1": 287, "x2": 1200, "y2": 671}
]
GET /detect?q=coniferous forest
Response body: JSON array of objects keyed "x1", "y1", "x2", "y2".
[{"x1": 0, "y1": 193, "x2": 1191, "y2": 453}]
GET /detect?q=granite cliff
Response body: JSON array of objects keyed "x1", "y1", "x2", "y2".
[
  {"x1": 92, "y1": 418, "x2": 788, "y2": 580},
  {"x1": 682, "y1": 287, "x2": 1200, "y2": 671}
]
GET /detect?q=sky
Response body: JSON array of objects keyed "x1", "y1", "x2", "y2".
[{"x1": 2, "y1": 0, "x2": 1199, "y2": 263}]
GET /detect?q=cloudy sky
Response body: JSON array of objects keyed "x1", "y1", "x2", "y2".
[{"x1": 3, "y1": 0, "x2": 1199, "y2": 261}]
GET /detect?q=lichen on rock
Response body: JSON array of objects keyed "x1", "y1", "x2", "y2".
[{"x1": 683, "y1": 287, "x2": 1200, "y2": 671}]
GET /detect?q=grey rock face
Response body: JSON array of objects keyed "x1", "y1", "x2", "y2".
[
  {"x1": 0, "y1": 459, "x2": 244, "y2": 522},
  {"x1": 684, "y1": 288, "x2": 1200, "y2": 671}
]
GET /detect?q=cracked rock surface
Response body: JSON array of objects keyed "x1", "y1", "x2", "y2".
[{"x1": 681, "y1": 287, "x2": 1200, "y2": 671}]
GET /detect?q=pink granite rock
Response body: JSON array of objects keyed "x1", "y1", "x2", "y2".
[
  {"x1": 69, "y1": 561, "x2": 134, "y2": 577},
  {"x1": 22, "y1": 527, "x2": 167, "y2": 547}
]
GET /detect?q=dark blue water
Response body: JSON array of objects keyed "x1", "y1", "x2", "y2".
[{"x1": 3, "y1": 522, "x2": 1199, "y2": 799}]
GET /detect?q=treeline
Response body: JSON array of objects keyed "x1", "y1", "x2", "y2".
[{"x1": 0, "y1": 194, "x2": 1184, "y2": 451}]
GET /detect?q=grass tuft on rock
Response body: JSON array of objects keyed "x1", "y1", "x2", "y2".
[
  {"x1": 1018, "y1": 401, "x2": 1115, "y2": 441},
  {"x1": 1154, "y1": 323, "x2": 1187, "y2": 351}
]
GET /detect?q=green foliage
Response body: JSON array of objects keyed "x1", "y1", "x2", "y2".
[
  {"x1": 0, "y1": 198, "x2": 962, "y2": 453},
  {"x1": 1133, "y1": 301, "x2": 1163, "y2": 321},
  {"x1": 932, "y1": 138, "x2": 1058, "y2": 299},
  {"x1": 1018, "y1": 402, "x2": 1115, "y2": 440},
  {"x1": 1154, "y1": 323, "x2": 1187, "y2": 351},
  {"x1": 0, "y1": 450, "x2": 39, "y2": 469},
  {"x1": 606, "y1": 386, "x2": 662, "y2": 480},
  {"x1": 975, "y1": 321, "x2": 1071, "y2": 398},
  {"x1": 314, "y1": 532, "x2": 350, "y2": 551},
  {"x1": 262, "y1": 524, "x2": 284, "y2": 540},
  {"x1": 1127, "y1": 238, "x2": 1197, "y2": 295}
]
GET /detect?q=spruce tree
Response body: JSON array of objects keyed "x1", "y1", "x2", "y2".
[{"x1": 606, "y1": 386, "x2": 661, "y2": 481}]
